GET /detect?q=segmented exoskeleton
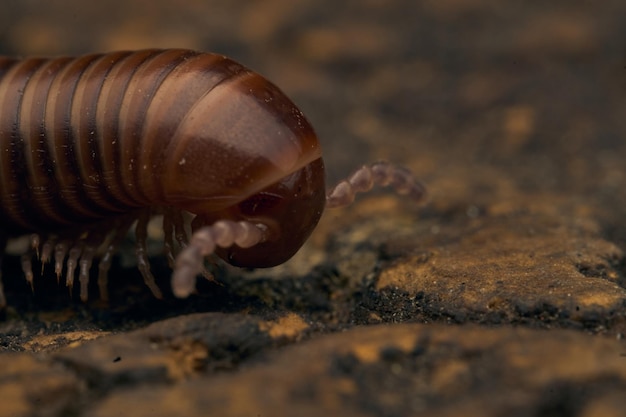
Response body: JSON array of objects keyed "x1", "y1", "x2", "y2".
[{"x1": 0, "y1": 49, "x2": 426, "y2": 307}]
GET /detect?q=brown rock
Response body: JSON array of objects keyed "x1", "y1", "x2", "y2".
[{"x1": 86, "y1": 323, "x2": 626, "y2": 417}]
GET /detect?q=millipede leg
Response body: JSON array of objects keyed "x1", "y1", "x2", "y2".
[
  {"x1": 174, "y1": 212, "x2": 218, "y2": 282},
  {"x1": 163, "y1": 209, "x2": 176, "y2": 269},
  {"x1": 40, "y1": 236, "x2": 57, "y2": 276},
  {"x1": 54, "y1": 241, "x2": 69, "y2": 283},
  {"x1": 326, "y1": 161, "x2": 427, "y2": 208},
  {"x1": 65, "y1": 243, "x2": 84, "y2": 292},
  {"x1": 78, "y1": 245, "x2": 96, "y2": 302},
  {"x1": 29, "y1": 234, "x2": 41, "y2": 260},
  {"x1": 20, "y1": 250, "x2": 35, "y2": 292},
  {"x1": 163, "y1": 208, "x2": 190, "y2": 262},
  {"x1": 172, "y1": 210, "x2": 189, "y2": 249},
  {"x1": 163, "y1": 209, "x2": 215, "y2": 282},
  {"x1": 98, "y1": 217, "x2": 135, "y2": 302},
  {"x1": 135, "y1": 211, "x2": 163, "y2": 299},
  {"x1": 77, "y1": 229, "x2": 107, "y2": 303}
]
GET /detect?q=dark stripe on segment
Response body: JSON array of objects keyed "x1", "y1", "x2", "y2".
[
  {"x1": 71, "y1": 51, "x2": 135, "y2": 213},
  {"x1": 21, "y1": 57, "x2": 76, "y2": 227},
  {"x1": 0, "y1": 57, "x2": 21, "y2": 232},
  {"x1": 45, "y1": 54, "x2": 120, "y2": 220},
  {"x1": 95, "y1": 50, "x2": 164, "y2": 208},
  {"x1": 117, "y1": 49, "x2": 200, "y2": 204},
  {"x1": 0, "y1": 58, "x2": 48, "y2": 231}
]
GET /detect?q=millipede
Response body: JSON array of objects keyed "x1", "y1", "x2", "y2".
[{"x1": 0, "y1": 49, "x2": 426, "y2": 307}]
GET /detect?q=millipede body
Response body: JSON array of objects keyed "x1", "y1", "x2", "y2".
[{"x1": 0, "y1": 49, "x2": 426, "y2": 307}]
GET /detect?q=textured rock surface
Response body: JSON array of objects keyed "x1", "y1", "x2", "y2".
[{"x1": 1, "y1": 0, "x2": 626, "y2": 416}]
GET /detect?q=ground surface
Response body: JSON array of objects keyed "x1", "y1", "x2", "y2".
[{"x1": 1, "y1": 0, "x2": 626, "y2": 416}]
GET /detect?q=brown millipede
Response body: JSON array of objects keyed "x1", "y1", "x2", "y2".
[{"x1": 0, "y1": 49, "x2": 426, "y2": 307}]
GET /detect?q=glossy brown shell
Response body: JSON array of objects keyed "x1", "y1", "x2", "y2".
[
  {"x1": 0, "y1": 49, "x2": 427, "y2": 306},
  {"x1": 0, "y1": 49, "x2": 323, "y2": 237}
]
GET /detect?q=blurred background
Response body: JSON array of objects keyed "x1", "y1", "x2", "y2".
[{"x1": 1, "y1": 0, "x2": 625, "y2": 238}]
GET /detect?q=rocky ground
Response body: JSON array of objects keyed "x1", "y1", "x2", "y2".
[{"x1": 1, "y1": 0, "x2": 626, "y2": 416}]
